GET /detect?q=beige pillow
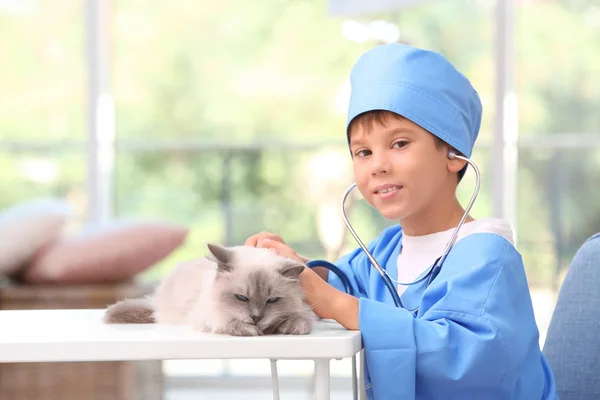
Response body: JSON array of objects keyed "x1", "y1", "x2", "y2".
[
  {"x1": 21, "y1": 221, "x2": 188, "y2": 284},
  {"x1": 0, "y1": 198, "x2": 71, "y2": 276}
]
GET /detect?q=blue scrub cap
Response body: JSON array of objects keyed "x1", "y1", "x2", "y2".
[{"x1": 347, "y1": 43, "x2": 482, "y2": 158}]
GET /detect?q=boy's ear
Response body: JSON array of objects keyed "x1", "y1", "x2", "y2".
[{"x1": 446, "y1": 150, "x2": 467, "y2": 174}]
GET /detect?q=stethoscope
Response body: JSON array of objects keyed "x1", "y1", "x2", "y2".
[
  {"x1": 306, "y1": 150, "x2": 481, "y2": 311},
  {"x1": 271, "y1": 151, "x2": 480, "y2": 400}
]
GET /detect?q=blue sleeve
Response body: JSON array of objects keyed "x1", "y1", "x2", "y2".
[
  {"x1": 360, "y1": 299, "x2": 506, "y2": 399},
  {"x1": 358, "y1": 234, "x2": 546, "y2": 399}
]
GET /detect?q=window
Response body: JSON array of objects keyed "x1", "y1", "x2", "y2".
[
  {"x1": 2, "y1": 0, "x2": 597, "y2": 388},
  {"x1": 0, "y1": 1, "x2": 86, "y2": 224}
]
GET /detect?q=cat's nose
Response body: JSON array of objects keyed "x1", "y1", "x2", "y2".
[{"x1": 251, "y1": 314, "x2": 262, "y2": 324}]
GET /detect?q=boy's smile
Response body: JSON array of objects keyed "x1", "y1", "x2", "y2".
[{"x1": 373, "y1": 183, "x2": 403, "y2": 203}]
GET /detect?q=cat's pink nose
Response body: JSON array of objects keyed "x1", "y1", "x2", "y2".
[{"x1": 251, "y1": 315, "x2": 262, "y2": 324}]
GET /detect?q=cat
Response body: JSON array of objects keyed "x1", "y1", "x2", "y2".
[{"x1": 104, "y1": 243, "x2": 314, "y2": 336}]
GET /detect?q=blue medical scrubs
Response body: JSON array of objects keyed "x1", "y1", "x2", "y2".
[{"x1": 328, "y1": 225, "x2": 559, "y2": 400}]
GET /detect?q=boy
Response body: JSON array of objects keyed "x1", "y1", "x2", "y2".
[{"x1": 245, "y1": 44, "x2": 558, "y2": 399}]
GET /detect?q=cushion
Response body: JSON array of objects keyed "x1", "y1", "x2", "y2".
[
  {"x1": 0, "y1": 198, "x2": 71, "y2": 276},
  {"x1": 20, "y1": 220, "x2": 188, "y2": 284}
]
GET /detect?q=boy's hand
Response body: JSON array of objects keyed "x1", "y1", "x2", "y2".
[
  {"x1": 245, "y1": 232, "x2": 305, "y2": 263},
  {"x1": 253, "y1": 236, "x2": 304, "y2": 263},
  {"x1": 245, "y1": 231, "x2": 286, "y2": 248},
  {"x1": 300, "y1": 266, "x2": 360, "y2": 330}
]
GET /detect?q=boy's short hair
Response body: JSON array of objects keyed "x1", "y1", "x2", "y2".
[{"x1": 348, "y1": 110, "x2": 468, "y2": 182}]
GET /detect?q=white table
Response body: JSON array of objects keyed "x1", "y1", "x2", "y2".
[{"x1": 0, "y1": 309, "x2": 363, "y2": 399}]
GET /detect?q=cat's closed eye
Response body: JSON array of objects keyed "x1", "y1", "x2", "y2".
[
  {"x1": 235, "y1": 294, "x2": 249, "y2": 302},
  {"x1": 266, "y1": 297, "x2": 280, "y2": 304}
]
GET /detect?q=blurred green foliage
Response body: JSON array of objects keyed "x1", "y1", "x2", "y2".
[{"x1": 1, "y1": 0, "x2": 599, "y2": 286}]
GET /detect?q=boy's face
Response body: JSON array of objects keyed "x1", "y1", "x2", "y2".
[{"x1": 348, "y1": 113, "x2": 460, "y2": 222}]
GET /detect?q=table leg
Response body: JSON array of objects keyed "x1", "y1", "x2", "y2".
[
  {"x1": 359, "y1": 350, "x2": 367, "y2": 400},
  {"x1": 314, "y1": 359, "x2": 330, "y2": 400},
  {"x1": 352, "y1": 354, "x2": 358, "y2": 400},
  {"x1": 270, "y1": 359, "x2": 280, "y2": 400}
]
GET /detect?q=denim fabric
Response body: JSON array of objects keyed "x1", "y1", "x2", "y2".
[{"x1": 544, "y1": 233, "x2": 600, "y2": 400}]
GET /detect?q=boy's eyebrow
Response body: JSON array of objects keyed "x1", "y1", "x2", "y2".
[
  {"x1": 384, "y1": 126, "x2": 416, "y2": 136},
  {"x1": 349, "y1": 127, "x2": 415, "y2": 146},
  {"x1": 349, "y1": 137, "x2": 364, "y2": 147}
]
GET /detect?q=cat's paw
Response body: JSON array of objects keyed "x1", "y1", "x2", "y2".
[
  {"x1": 275, "y1": 315, "x2": 312, "y2": 335},
  {"x1": 218, "y1": 321, "x2": 264, "y2": 337},
  {"x1": 237, "y1": 323, "x2": 264, "y2": 336}
]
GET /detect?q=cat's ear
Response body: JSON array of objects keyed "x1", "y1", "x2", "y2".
[
  {"x1": 280, "y1": 263, "x2": 305, "y2": 280},
  {"x1": 207, "y1": 243, "x2": 233, "y2": 273}
]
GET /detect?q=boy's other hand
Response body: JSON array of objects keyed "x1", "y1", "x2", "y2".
[
  {"x1": 245, "y1": 231, "x2": 286, "y2": 248},
  {"x1": 257, "y1": 237, "x2": 304, "y2": 263},
  {"x1": 245, "y1": 231, "x2": 309, "y2": 264}
]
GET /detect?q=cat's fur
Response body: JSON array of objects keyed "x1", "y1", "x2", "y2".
[{"x1": 104, "y1": 243, "x2": 314, "y2": 336}]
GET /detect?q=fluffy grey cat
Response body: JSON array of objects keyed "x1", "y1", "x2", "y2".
[{"x1": 104, "y1": 243, "x2": 314, "y2": 336}]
